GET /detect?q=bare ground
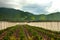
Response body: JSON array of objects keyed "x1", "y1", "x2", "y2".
[{"x1": 0, "y1": 21, "x2": 60, "y2": 31}]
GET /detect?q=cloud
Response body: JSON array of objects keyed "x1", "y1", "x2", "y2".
[
  {"x1": 0, "y1": 0, "x2": 24, "y2": 9},
  {"x1": 0, "y1": 0, "x2": 52, "y2": 9},
  {"x1": 47, "y1": 0, "x2": 60, "y2": 13},
  {"x1": 0, "y1": 0, "x2": 60, "y2": 14},
  {"x1": 26, "y1": 0, "x2": 51, "y2": 5},
  {"x1": 22, "y1": 3, "x2": 51, "y2": 15},
  {"x1": 22, "y1": 0, "x2": 60, "y2": 14}
]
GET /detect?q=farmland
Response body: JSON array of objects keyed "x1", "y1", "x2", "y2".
[
  {"x1": 0, "y1": 6, "x2": 60, "y2": 40},
  {"x1": 0, "y1": 25, "x2": 60, "y2": 40}
]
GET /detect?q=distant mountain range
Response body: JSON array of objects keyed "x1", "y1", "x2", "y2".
[{"x1": 0, "y1": 8, "x2": 60, "y2": 22}]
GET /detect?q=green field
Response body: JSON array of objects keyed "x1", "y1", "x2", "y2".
[{"x1": 0, "y1": 25, "x2": 60, "y2": 40}]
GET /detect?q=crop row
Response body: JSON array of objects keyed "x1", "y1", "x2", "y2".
[
  {"x1": 26, "y1": 25, "x2": 60, "y2": 40},
  {"x1": 0, "y1": 25, "x2": 60, "y2": 40}
]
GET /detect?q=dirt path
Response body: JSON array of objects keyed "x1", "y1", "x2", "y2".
[
  {"x1": 11, "y1": 27, "x2": 20, "y2": 40},
  {"x1": 0, "y1": 31, "x2": 7, "y2": 40},
  {"x1": 23, "y1": 26, "x2": 32, "y2": 40},
  {"x1": 37, "y1": 30, "x2": 51, "y2": 40}
]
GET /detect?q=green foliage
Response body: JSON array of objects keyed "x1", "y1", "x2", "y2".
[
  {"x1": 31, "y1": 16, "x2": 35, "y2": 20},
  {"x1": 3, "y1": 35, "x2": 10, "y2": 40},
  {"x1": 0, "y1": 8, "x2": 34, "y2": 21},
  {"x1": 0, "y1": 25, "x2": 60, "y2": 40},
  {"x1": 0, "y1": 8, "x2": 60, "y2": 22},
  {"x1": 39, "y1": 15, "x2": 46, "y2": 20}
]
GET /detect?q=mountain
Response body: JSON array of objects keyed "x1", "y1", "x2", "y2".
[
  {"x1": 46, "y1": 12, "x2": 60, "y2": 21},
  {"x1": 0, "y1": 8, "x2": 60, "y2": 22},
  {"x1": 0, "y1": 25, "x2": 60, "y2": 40},
  {"x1": 0, "y1": 8, "x2": 34, "y2": 22}
]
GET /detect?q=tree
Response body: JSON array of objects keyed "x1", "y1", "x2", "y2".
[{"x1": 39, "y1": 15, "x2": 46, "y2": 21}]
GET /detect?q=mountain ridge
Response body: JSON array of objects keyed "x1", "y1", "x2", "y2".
[{"x1": 0, "y1": 8, "x2": 60, "y2": 22}]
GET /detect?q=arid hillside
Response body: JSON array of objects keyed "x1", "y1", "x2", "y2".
[{"x1": 0, "y1": 21, "x2": 60, "y2": 31}]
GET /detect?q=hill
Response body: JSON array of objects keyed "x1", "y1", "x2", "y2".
[
  {"x1": 0, "y1": 8, "x2": 60, "y2": 22},
  {"x1": 0, "y1": 8, "x2": 34, "y2": 22},
  {"x1": 46, "y1": 12, "x2": 60, "y2": 21},
  {"x1": 0, "y1": 25, "x2": 60, "y2": 40}
]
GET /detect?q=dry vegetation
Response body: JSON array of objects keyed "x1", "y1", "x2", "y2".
[{"x1": 0, "y1": 21, "x2": 60, "y2": 31}]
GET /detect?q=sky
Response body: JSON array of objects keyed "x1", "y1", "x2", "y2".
[{"x1": 0, "y1": 0, "x2": 60, "y2": 15}]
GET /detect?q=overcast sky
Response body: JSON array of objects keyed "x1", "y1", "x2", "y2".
[{"x1": 0, "y1": 0, "x2": 60, "y2": 15}]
